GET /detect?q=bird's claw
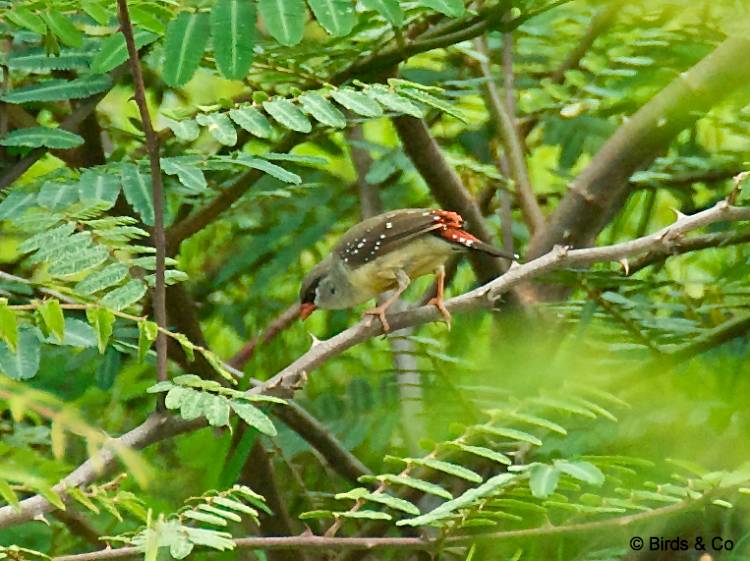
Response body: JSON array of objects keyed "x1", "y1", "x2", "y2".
[
  {"x1": 428, "y1": 297, "x2": 452, "y2": 330},
  {"x1": 363, "y1": 306, "x2": 390, "y2": 332}
]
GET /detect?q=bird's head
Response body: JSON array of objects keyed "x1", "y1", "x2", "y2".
[{"x1": 299, "y1": 256, "x2": 348, "y2": 320}]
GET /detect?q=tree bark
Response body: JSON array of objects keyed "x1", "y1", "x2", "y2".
[{"x1": 527, "y1": 36, "x2": 750, "y2": 267}]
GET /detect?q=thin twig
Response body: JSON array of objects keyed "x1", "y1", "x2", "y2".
[
  {"x1": 475, "y1": 36, "x2": 544, "y2": 234},
  {"x1": 116, "y1": 0, "x2": 167, "y2": 386}
]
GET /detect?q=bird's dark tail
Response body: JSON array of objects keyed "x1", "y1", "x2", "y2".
[
  {"x1": 435, "y1": 225, "x2": 518, "y2": 260},
  {"x1": 469, "y1": 238, "x2": 518, "y2": 260}
]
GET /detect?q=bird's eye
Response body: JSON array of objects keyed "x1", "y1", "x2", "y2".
[{"x1": 330, "y1": 286, "x2": 336, "y2": 295}]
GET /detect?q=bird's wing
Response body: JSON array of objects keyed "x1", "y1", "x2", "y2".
[{"x1": 335, "y1": 209, "x2": 445, "y2": 268}]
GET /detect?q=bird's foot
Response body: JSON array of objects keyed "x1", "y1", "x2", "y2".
[
  {"x1": 427, "y1": 296, "x2": 452, "y2": 330},
  {"x1": 363, "y1": 306, "x2": 391, "y2": 332}
]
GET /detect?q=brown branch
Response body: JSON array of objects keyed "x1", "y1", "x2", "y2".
[
  {"x1": 228, "y1": 304, "x2": 300, "y2": 369},
  {"x1": 165, "y1": 133, "x2": 300, "y2": 252},
  {"x1": 242, "y1": 441, "x2": 308, "y2": 561},
  {"x1": 53, "y1": 509, "x2": 101, "y2": 548},
  {"x1": 116, "y1": 0, "x2": 167, "y2": 387},
  {"x1": 392, "y1": 116, "x2": 507, "y2": 283},
  {"x1": 475, "y1": 37, "x2": 544, "y2": 233},
  {"x1": 627, "y1": 227, "x2": 750, "y2": 273},
  {"x1": 274, "y1": 403, "x2": 371, "y2": 483},
  {"x1": 0, "y1": 64, "x2": 128, "y2": 190},
  {"x1": 665, "y1": 313, "x2": 750, "y2": 363},
  {"x1": 4, "y1": 202, "x2": 747, "y2": 531},
  {"x1": 525, "y1": 35, "x2": 750, "y2": 298}
]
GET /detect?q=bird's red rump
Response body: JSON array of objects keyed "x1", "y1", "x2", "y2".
[
  {"x1": 429, "y1": 210, "x2": 481, "y2": 248},
  {"x1": 437, "y1": 226, "x2": 481, "y2": 247},
  {"x1": 431, "y1": 209, "x2": 464, "y2": 229}
]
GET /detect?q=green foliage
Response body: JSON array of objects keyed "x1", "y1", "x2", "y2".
[
  {"x1": 2, "y1": 0, "x2": 750, "y2": 559},
  {"x1": 148, "y1": 375, "x2": 283, "y2": 434}
]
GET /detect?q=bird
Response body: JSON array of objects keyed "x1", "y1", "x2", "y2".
[{"x1": 299, "y1": 208, "x2": 516, "y2": 332}]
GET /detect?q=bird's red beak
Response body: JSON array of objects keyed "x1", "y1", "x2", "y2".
[{"x1": 299, "y1": 302, "x2": 317, "y2": 321}]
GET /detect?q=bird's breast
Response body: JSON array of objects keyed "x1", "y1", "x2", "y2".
[{"x1": 346, "y1": 236, "x2": 457, "y2": 298}]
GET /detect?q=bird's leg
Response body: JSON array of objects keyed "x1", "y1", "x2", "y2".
[
  {"x1": 363, "y1": 269, "x2": 410, "y2": 332},
  {"x1": 428, "y1": 265, "x2": 451, "y2": 329}
]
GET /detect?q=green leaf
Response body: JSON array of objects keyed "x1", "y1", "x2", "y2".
[
  {"x1": 363, "y1": 474, "x2": 452, "y2": 500},
  {"x1": 204, "y1": 394, "x2": 231, "y2": 427},
  {"x1": 162, "y1": 12, "x2": 210, "y2": 87},
  {"x1": 453, "y1": 443, "x2": 512, "y2": 465},
  {"x1": 0, "y1": 479, "x2": 19, "y2": 508},
  {"x1": 78, "y1": 170, "x2": 121, "y2": 208},
  {"x1": 38, "y1": 300, "x2": 65, "y2": 343},
  {"x1": 183, "y1": 509, "x2": 227, "y2": 526},
  {"x1": 299, "y1": 93, "x2": 347, "y2": 128},
  {"x1": 169, "y1": 532, "x2": 193, "y2": 560},
  {"x1": 147, "y1": 381, "x2": 174, "y2": 393},
  {"x1": 174, "y1": 333, "x2": 195, "y2": 362},
  {"x1": 397, "y1": 473, "x2": 516, "y2": 527},
  {"x1": 7, "y1": 47, "x2": 93, "y2": 72},
  {"x1": 6, "y1": 7, "x2": 46, "y2": 34},
  {"x1": 554, "y1": 460, "x2": 605, "y2": 486},
  {"x1": 130, "y1": 5, "x2": 167, "y2": 34},
  {"x1": 0, "y1": 191, "x2": 36, "y2": 220},
  {"x1": 101, "y1": 280, "x2": 147, "y2": 311},
  {"x1": 361, "y1": 0, "x2": 403, "y2": 26},
  {"x1": 331, "y1": 88, "x2": 383, "y2": 117},
  {"x1": 199, "y1": 504, "x2": 242, "y2": 522},
  {"x1": 163, "y1": 117, "x2": 201, "y2": 142},
  {"x1": 195, "y1": 113, "x2": 237, "y2": 146},
  {"x1": 491, "y1": 410, "x2": 568, "y2": 435},
  {"x1": 90, "y1": 29, "x2": 159, "y2": 74},
  {"x1": 0, "y1": 329, "x2": 41, "y2": 380},
  {"x1": 367, "y1": 86, "x2": 423, "y2": 117},
  {"x1": 299, "y1": 509, "x2": 334, "y2": 519},
  {"x1": 179, "y1": 390, "x2": 206, "y2": 421},
  {"x1": 262, "y1": 99, "x2": 312, "y2": 132},
  {"x1": 234, "y1": 155, "x2": 302, "y2": 184},
  {"x1": 230, "y1": 401, "x2": 277, "y2": 436},
  {"x1": 212, "y1": 496, "x2": 259, "y2": 516},
  {"x1": 335, "y1": 510, "x2": 391, "y2": 520},
  {"x1": 50, "y1": 318, "x2": 97, "y2": 348},
  {"x1": 0, "y1": 127, "x2": 84, "y2": 149},
  {"x1": 529, "y1": 464, "x2": 560, "y2": 499},
  {"x1": 228, "y1": 106, "x2": 274, "y2": 138},
  {"x1": 259, "y1": 0, "x2": 305, "y2": 46},
  {"x1": 211, "y1": 0, "x2": 256, "y2": 79},
  {"x1": 43, "y1": 9, "x2": 83, "y2": 47},
  {"x1": 87, "y1": 307, "x2": 115, "y2": 353},
  {"x1": 137, "y1": 320, "x2": 158, "y2": 363},
  {"x1": 416, "y1": 0, "x2": 465, "y2": 17},
  {"x1": 398, "y1": 87, "x2": 466, "y2": 122},
  {"x1": 0, "y1": 300, "x2": 19, "y2": 352},
  {"x1": 307, "y1": 0, "x2": 355, "y2": 36},
  {"x1": 359, "y1": 492, "x2": 419, "y2": 515},
  {"x1": 408, "y1": 457, "x2": 482, "y2": 482},
  {"x1": 121, "y1": 164, "x2": 155, "y2": 226},
  {"x1": 161, "y1": 157, "x2": 207, "y2": 192},
  {"x1": 165, "y1": 386, "x2": 191, "y2": 409},
  {"x1": 478, "y1": 426, "x2": 543, "y2": 446},
  {"x1": 38, "y1": 181, "x2": 78, "y2": 210},
  {"x1": 1, "y1": 75, "x2": 112, "y2": 104},
  {"x1": 74, "y1": 264, "x2": 128, "y2": 295},
  {"x1": 49, "y1": 246, "x2": 109, "y2": 277},
  {"x1": 183, "y1": 527, "x2": 234, "y2": 550},
  {"x1": 81, "y1": 0, "x2": 110, "y2": 25}
]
